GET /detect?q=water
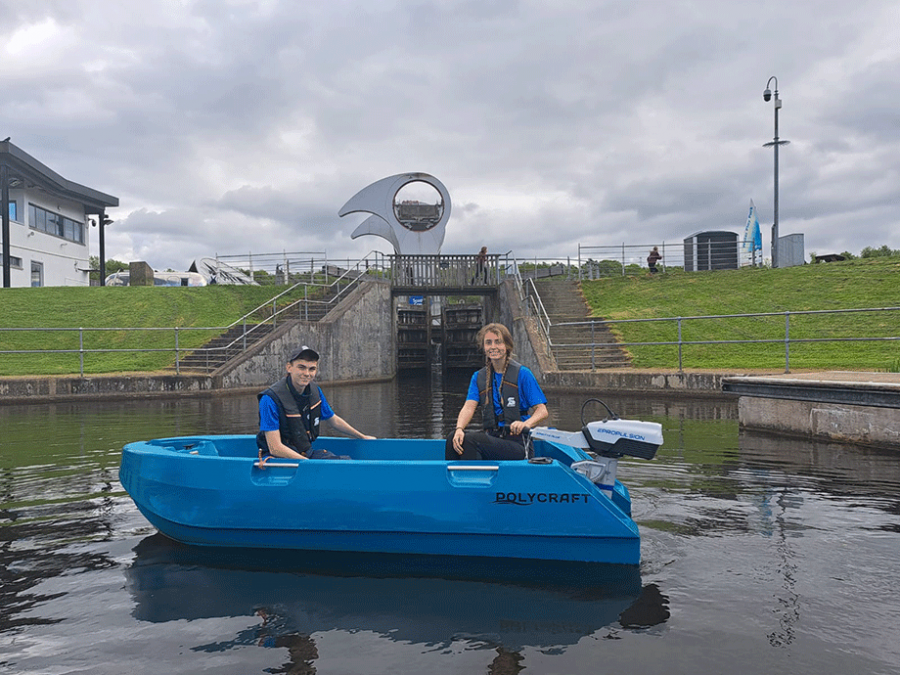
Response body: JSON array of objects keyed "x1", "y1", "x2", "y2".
[{"x1": 2, "y1": 371, "x2": 899, "y2": 674}]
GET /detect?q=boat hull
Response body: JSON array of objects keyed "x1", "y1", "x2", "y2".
[{"x1": 119, "y1": 435, "x2": 642, "y2": 565}]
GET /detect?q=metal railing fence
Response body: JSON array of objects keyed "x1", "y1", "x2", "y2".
[
  {"x1": 577, "y1": 240, "x2": 765, "y2": 279},
  {"x1": 521, "y1": 276, "x2": 552, "y2": 349},
  {"x1": 4, "y1": 249, "x2": 898, "y2": 376},
  {"x1": 0, "y1": 325, "x2": 236, "y2": 376},
  {"x1": 387, "y1": 253, "x2": 511, "y2": 287},
  {"x1": 0, "y1": 252, "x2": 391, "y2": 376},
  {"x1": 548, "y1": 307, "x2": 900, "y2": 373}
]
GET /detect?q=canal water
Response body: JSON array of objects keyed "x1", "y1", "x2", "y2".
[{"x1": 2, "y1": 372, "x2": 899, "y2": 674}]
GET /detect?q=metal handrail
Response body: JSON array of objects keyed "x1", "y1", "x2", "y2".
[
  {"x1": 524, "y1": 278, "x2": 553, "y2": 357},
  {"x1": 3, "y1": 306, "x2": 898, "y2": 376},
  {"x1": 0, "y1": 253, "x2": 391, "y2": 377},
  {"x1": 547, "y1": 306, "x2": 900, "y2": 373},
  {"x1": 228, "y1": 250, "x2": 388, "y2": 329},
  {"x1": 511, "y1": 257, "x2": 553, "y2": 361},
  {"x1": 4, "y1": 256, "x2": 899, "y2": 377},
  {"x1": 187, "y1": 251, "x2": 390, "y2": 370},
  {"x1": 576, "y1": 240, "x2": 766, "y2": 278}
]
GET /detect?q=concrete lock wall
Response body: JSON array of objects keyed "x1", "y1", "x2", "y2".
[
  {"x1": 540, "y1": 370, "x2": 732, "y2": 396},
  {"x1": 0, "y1": 374, "x2": 216, "y2": 401},
  {"x1": 496, "y1": 279, "x2": 550, "y2": 377},
  {"x1": 219, "y1": 280, "x2": 396, "y2": 389},
  {"x1": 738, "y1": 397, "x2": 900, "y2": 448}
]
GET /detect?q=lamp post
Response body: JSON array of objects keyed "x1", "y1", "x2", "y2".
[
  {"x1": 93, "y1": 212, "x2": 114, "y2": 285},
  {"x1": 763, "y1": 76, "x2": 790, "y2": 268},
  {"x1": 1, "y1": 163, "x2": 9, "y2": 288}
]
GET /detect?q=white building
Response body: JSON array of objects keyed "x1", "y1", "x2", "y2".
[{"x1": 1, "y1": 140, "x2": 118, "y2": 288}]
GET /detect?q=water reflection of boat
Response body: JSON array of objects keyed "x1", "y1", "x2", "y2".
[{"x1": 126, "y1": 533, "x2": 662, "y2": 651}]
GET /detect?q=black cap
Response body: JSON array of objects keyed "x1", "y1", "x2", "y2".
[{"x1": 288, "y1": 345, "x2": 319, "y2": 362}]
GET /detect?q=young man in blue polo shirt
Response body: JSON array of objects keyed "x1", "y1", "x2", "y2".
[{"x1": 257, "y1": 345, "x2": 375, "y2": 460}]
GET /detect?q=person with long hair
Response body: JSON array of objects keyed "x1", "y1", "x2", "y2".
[{"x1": 445, "y1": 323, "x2": 549, "y2": 460}]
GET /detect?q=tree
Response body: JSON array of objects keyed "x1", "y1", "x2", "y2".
[
  {"x1": 89, "y1": 256, "x2": 129, "y2": 283},
  {"x1": 859, "y1": 245, "x2": 899, "y2": 259}
]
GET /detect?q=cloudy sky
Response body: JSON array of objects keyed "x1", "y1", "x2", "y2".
[{"x1": 3, "y1": 0, "x2": 898, "y2": 270}]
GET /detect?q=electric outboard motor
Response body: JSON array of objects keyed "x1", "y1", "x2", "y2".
[
  {"x1": 530, "y1": 399, "x2": 662, "y2": 499},
  {"x1": 530, "y1": 398, "x2": 663, "y2": 461},
  {"x1": 580, "y1": 418, "x2": 663, "y2": 460},
  {"x1": 580, "y1": 398, "x2": 662, "y2": 460}
]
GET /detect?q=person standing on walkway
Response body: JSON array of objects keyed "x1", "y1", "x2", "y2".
[
  {"x1": 446, "y1": 323, "x2": 548, "y2": 460},
  {"x1": 647, "y1": 246, "x2": 662, "y2": 274},
  {"x1": 257, "y1": 345, "x2": 375, "y2": 461},
  {"x1": 472, "y1": 246, "x2": 488, "y2": 284}
]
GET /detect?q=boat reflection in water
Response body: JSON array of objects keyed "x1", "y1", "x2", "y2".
[{"x1": 126, "y1": 534, "x2": 668, "y2": 671}]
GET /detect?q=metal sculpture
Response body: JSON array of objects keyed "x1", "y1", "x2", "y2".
[{"x1": 338, "y1": 173, "x2": 451, "y2": 255}]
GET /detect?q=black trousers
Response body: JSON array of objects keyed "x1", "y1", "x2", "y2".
[{"x1": 444, "y1": 430, "x2": 526, "y2": 460}]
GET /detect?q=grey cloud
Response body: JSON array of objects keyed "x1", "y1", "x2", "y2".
[{"x1": 2, "y1": 0, "x2": 898, "y2": 272}]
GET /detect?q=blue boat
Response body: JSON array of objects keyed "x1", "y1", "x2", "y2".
[{"x1": 119, "y1": 416, "x2": 663, "y2": 565}]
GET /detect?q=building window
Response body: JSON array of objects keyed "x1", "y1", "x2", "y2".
[
  {"x1": 28, "y1": 203, "x2": 84, "y2": 245},
  {"x1": 31, "y1": 261, "x2": 44, "y2": 287},
  {"x1": 0, "y1": 255, "x2": 24, "y2": 268},
  {"x1": 7, "y1": 201, "x2": 17, "y2": 222}
]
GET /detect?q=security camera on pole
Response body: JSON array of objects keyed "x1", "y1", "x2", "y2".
[{"x1": 763, "y1": 76, "x2": 790, "y2": 268}]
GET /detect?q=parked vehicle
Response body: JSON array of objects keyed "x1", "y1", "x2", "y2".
[{"x1": 105, "y1": 271, "x2": 208, "y2": 287}]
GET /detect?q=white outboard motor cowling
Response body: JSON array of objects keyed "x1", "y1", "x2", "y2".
[
  {"x1": 581, "y1": 419, "x2": 663, "y2": 460},
  {"x1": 530, "y1": 418, "x2": 663, "y2": 461}
]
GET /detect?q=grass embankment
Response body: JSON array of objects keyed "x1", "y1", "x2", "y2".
[
  {"x1": 0, "y1": 285, "x2": 309, "y2": 376},
  {"x1": 581, "y1": 257, "x2": 900, "y2": 371},
  {"x1": 2, "y1": 259, "x2": 898, "y2": 376}
]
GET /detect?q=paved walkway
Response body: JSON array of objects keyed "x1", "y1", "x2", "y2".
[
  {"x1": 744, "y1": 371, "x2": 900, "y2": 385},
  {"x1": 722, "y1": 371, "x2": 900, "y2": 448}
]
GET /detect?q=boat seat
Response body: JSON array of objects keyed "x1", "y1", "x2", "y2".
[{"x1": 176, "y1": 440, "x2": 218, "y2": 456}]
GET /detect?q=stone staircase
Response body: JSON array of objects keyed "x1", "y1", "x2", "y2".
[
  {"x1": 533, "y1": 279, "x2": 631, "y2": 370},
  {"x1": 172, "y1": 323, "x2": 277, "y2": 373},
  {"x1": 169, "y1": 292, "x2": 337, "y2": 373}
]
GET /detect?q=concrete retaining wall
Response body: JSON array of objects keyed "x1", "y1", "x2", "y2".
[
  {"x1": 542, "y1": 370, "x2": 734, "y2": 396},
  {"x1": 0, "y1": 373, "x2": 216, "y2": 403},
  {"x1": 219, "y1": 280, "x2": 395, "y2": 388},
  {"x1": 724, "y1": 373, "x2": 900, "y2": 449},
  {"x1": 496, "y1": 279, "x2": 553, "y2": 377},
  {"x1": 738, "y1": 397, "x2": 900, "y2": 448}
]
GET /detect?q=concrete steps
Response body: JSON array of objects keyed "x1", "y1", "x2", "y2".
[
  {"x1": 171, "y1": 323, "x2": 277, "y2": 373},
  {"x1": 533, "y1": 279, "x2": 631, "y2": 370},
  {"x1": 167, "y1": 293, "x2": 336, "y2": 373}
]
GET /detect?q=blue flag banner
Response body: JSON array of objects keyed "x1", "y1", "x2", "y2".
[{"x1": 742, "y1": 200, "x2": 762, "y2": 253}]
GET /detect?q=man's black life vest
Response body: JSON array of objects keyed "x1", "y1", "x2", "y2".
[
  {"x1": 256, "y1": 376, "x2": 321, "y2": 456},
  {"x1": 476, "y1": 360, "x2": 522, "y2": 431}
]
